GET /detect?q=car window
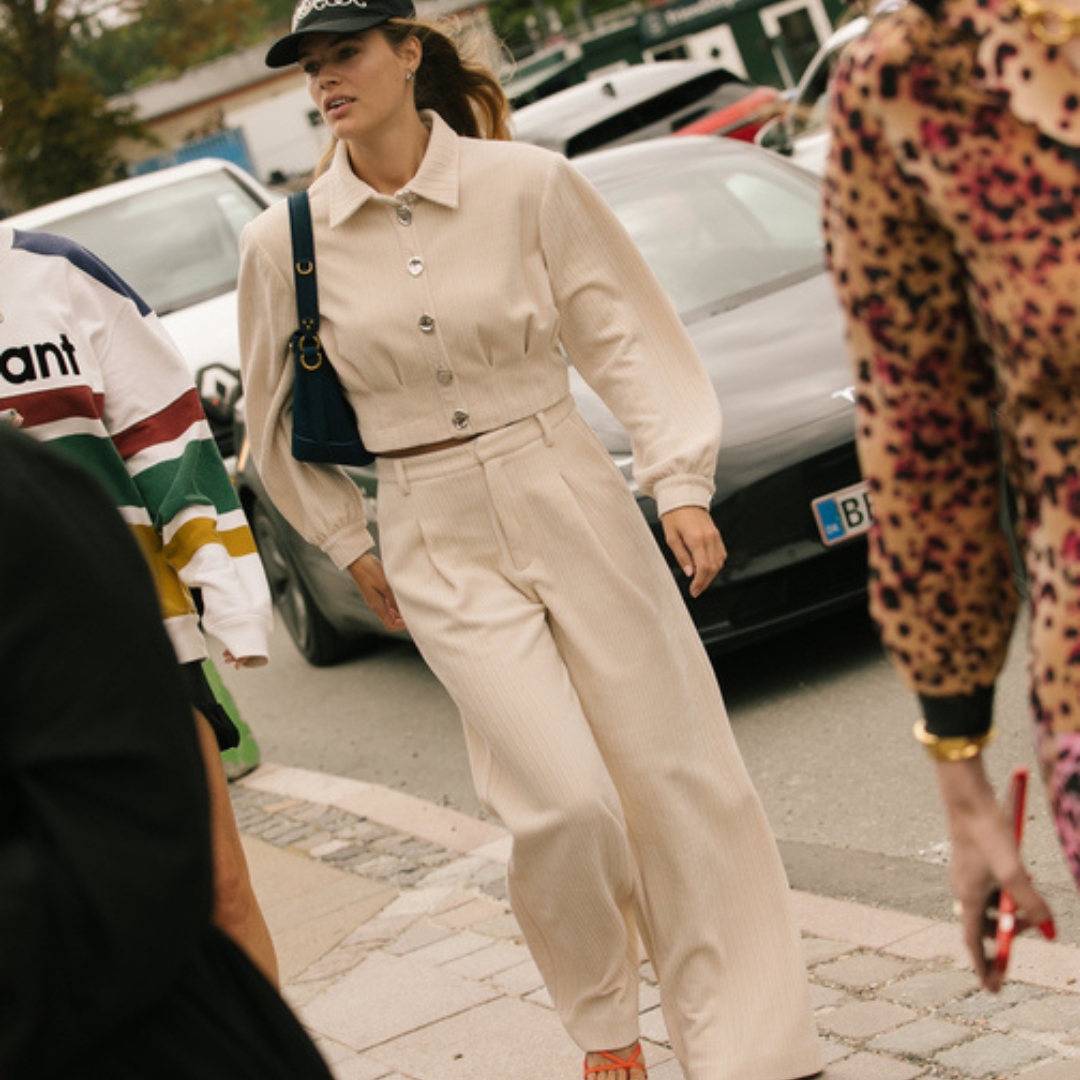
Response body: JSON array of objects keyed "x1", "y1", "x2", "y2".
[
  {"x1": 30, "y1": 171, "x2": 267, "y2": 314},
  {"x1": 600, "y1": 157, "x2": 824, "y2": 316}
]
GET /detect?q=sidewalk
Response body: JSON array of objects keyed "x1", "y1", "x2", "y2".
[{"x1": 231, "y1": 764, "x2": 1080, "y2": 1080}]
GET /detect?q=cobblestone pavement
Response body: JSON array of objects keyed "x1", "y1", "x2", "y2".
[{"x1": 231, "y1": 767, "x2": 1080, "y2": 1080}]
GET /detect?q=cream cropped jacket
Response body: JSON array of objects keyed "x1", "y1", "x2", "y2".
[{"x1": 237, "y1": 112, "x2": 721, "y2": 570}]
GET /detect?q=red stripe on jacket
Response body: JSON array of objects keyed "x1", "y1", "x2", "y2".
[
  {"x1": 0, "y1": 385, "x2": 105, "y2": 426},
  {"x1": 112, "y1": 388, "x2": 206, "y2": 460}
]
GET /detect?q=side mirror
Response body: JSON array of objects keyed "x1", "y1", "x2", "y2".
[{"x1": 755, "y1": 116, "x2": 794, "y2": 156}]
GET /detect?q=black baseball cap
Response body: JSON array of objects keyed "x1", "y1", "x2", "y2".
[{"x1": 265, "y1": 0, "x2": 417, "y2": 68}]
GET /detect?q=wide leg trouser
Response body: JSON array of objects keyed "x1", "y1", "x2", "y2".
[{"x1": 375, "y1": 398, "x2": 822, "y2": 1080}]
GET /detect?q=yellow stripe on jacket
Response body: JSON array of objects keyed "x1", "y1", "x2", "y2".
[{"x1": 163, "y1": 518, "x2": 259, "y2": 571}]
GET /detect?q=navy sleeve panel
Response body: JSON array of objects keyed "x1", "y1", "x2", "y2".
[{"x1": 11, "y1": 228, "x2": 153, "y2": 316}]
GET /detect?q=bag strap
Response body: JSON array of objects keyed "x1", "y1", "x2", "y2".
[{"x1": 287, "y1": 190, "x2": 323, "y2": 371}]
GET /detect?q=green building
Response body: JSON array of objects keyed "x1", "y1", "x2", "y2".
[
  {"x1": 637, "y1": 0, "x2": 850, "y2": 87},
  {"x1": 504, "y1": 0, "x2": 851, "y2": 105}
]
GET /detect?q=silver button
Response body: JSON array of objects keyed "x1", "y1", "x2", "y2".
[
  {"x1": 418, "y1": 314, "x2": 435, "y2": 333},
  {"x1": 396, "y1": 205, "x2": 412, "y2": 225},
  {"x1": 407, "y1": 257, "x2": 424, "y2": 277},
  {"x1": 451, "y1": 410, "x2": 470, "y2": 430},
  {"x1": 436, "y1": 369, "x2": 454, "y2": 386}
]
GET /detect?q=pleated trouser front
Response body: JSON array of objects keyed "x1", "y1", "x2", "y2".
[{"x1": 375, "y1": 397, "x2": 822, "y2": 1080}]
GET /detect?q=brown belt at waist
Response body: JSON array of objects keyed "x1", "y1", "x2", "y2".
[{"x1": 378, "y1": 434, "x2": 481, "y2": 459}]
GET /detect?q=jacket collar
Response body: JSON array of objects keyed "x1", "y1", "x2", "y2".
[
  {"x1": 938, "y1": 0, "x2": 1080, "y2": 146},
  {"x1": 326, "y1": 111, "x2": 461, "y2": 227}
]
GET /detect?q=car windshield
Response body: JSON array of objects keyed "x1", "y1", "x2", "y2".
[
  {"x1": 31, "y1": 171, "x2": 266, "y2": 314},
  {"x1": 596, "y1": 153, "x2": 824, "y2": 316}
]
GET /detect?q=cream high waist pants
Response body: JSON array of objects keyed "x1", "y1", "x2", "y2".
[{"x1": 375, "y1": 398, "x2": 822, "y2": 1080}]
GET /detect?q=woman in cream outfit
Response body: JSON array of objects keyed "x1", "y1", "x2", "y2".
[{"x1": 238, "y1": 2, "x2": 822, "y2": 1076}]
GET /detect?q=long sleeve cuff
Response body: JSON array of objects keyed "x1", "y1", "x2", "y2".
[
  {"x1": 323, "y1": 520, "x2": 376, "y2": 571},
  {"x1": 653, "y1": 474, "x2": 715, "y2": 517},
  {"x1": 918, "y1": 686, "x2": 995, "y2": 738},
  {"x1": 206, "y1": 615, "x2": 272, "y2": 663}
]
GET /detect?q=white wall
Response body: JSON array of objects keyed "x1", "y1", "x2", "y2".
[{"x1": 226, "y1": 86, "x2": 330, "y2": 183}]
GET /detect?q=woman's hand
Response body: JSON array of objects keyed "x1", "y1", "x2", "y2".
[
  {"x1": 661, "y1": 506, "x2": 727, "y2": 598},
  {"x1": 347, "y1": 552, "x2": 407, "y2": 632},
  {"x1": 937, "y1": 757, "x2": 1055, "y2": 992}
]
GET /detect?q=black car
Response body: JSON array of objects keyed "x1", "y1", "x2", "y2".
[{"x1": 235, "y1": 136, "x2": 869, "y2": 665}]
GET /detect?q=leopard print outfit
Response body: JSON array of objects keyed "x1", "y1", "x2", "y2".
[{"x1": 822, "y1": 0, "x2": 1080, "y2": 888}]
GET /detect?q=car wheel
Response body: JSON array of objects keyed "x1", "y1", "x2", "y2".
[{"x1": 250, "y1": 500, "x2": 361, "y2": 667}]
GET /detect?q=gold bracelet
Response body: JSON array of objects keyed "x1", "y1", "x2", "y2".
[
  {"x1": 913, "y1": 720, "x2": 996, "y2": 761},
  {"x1": 1008, "y1": 0, "x2": 1080, "y2": 45}
]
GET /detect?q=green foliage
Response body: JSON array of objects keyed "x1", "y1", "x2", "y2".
[
  {"x1": 0, "y1": 0, "x2": 147, "y2": 209},
  {"x1": 71, "y1": 0, "x2": 270, "y2": 96},
  {"x1": 0, "y1": 0, "x2": 286, "y2": 209},
  {"x1": 0, "y1": 70, "x2": 145, "y2": 208}
]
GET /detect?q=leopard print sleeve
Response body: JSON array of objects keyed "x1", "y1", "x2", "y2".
[{"x1": 822, "y1": 18, "x2": 1019, "y2": 728}]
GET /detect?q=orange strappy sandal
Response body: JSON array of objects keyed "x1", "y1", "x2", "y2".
[{"x1": 583, "y1": 1042, "x2": 647, "y2": 1078}]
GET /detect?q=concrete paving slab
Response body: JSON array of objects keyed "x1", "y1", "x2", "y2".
[
  {"x1": 867, "y1": 1016, "x2": 974, "y2": 1057},
  {"x1": 810, "y1": 984, "x2": 849, "y2": 1010},
  {"x1": 813, "y1": 951, "x2": 918, "y2": 989},
  {"x1": 244, "y1": 836, "x2": 397, "y2": 982},
  {"x1": 383, "y1": 920, "x2": 454, "y2": 956},
  {"x1": 647, "y1": 1060, "x2": 685, "y2": 1080},
  {"x1": 442, "y1": 939, "x2": 533, "y2": 980},
  {"x1": 1008, "y1": 936, "x2": 1080, "y2": 994},
  {"x1": 639, "y1": 1004, "x2": 671, "y2": 1044},
  {"x1": 803, "y1": 936, "x2": 857, "y2": 966},
  {"x1": 299, "y1": 951, "x2": 500, "y2": 1052},
  {"x1": 431, "y1": 897, "x2": 507, "y2": 930},
  {"x1": 360, "y1": 995, "x2": 581, "y2": 1080},
  {"x1": 330, "y1": 1057, "x2": 395, "y2": 1080},
  {"x1": 405, "y1": 928, "x2": 493, "y2": 966},
  {"x1": 939, "y1": 980, "x2": 1047, "y2": 1023},
  {"x1": 883, "y1": 921, "x2": 973, "y2": 965},
  {"x1": 792, "y1": 890, "x2": 934, "y2": 949},
  {"x1": 989, "y1": 992, "x2": 1080, "y2": 1033},
  {"x1": 877, "y1": 967, "x2": 978, "y2": 1008},
  {"x1": 486, "y1": 957, "x2": 546, "y2": 997},
  {"x1": 934, "y1": 1032, "x2": 1053, "y2": 1077},
  {"x1": 821, "y1": 1050, "x2": 927, "y2": 1079},
  {"x1": 819, "y1": 1036, "x2": 855, "y2": 1065},
  {"x1": 1016, "y1": 1060, "x2": 1080, "y2": 1079},
  {"x1": 817, "y1": 999, "x2": 919, "y2": 1039}
]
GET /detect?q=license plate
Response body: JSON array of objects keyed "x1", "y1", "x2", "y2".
[{"x1": 812, "y1": 481, "x2": 873, "y2": 546}]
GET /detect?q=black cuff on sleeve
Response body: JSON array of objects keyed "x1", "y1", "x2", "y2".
[{"x1": 918, "y1": 687, "x2": 995, "y2": 738}]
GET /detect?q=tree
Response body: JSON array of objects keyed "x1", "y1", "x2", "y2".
[
  {"x1": 0, "y1": 0, "x2": 272, "y2": 210},
  {"x1": 71, "y1": 0, "x2": 285, "y2": 96},
  {"x1": 0, "y1": 0, "x2": 146, "y2": 209}
]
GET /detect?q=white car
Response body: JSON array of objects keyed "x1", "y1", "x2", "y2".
[
  {"x1": 755, "y1": 16, "x2": 868, "y2": 175},
  {"x1": 4, "y1": 158, "x2": 278, "y2": 458},
  {"x1": 512, "y1": 60, "x2": 764, "y2": 158}
]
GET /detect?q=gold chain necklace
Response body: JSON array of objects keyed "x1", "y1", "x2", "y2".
[{"x1": 1008, "y1": 0, "x2": 1080, "y2": 45}]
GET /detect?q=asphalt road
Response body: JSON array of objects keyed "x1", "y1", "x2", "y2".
[{"x1": 214, "y1": 603, "x2": 1080, "y2": 947}]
